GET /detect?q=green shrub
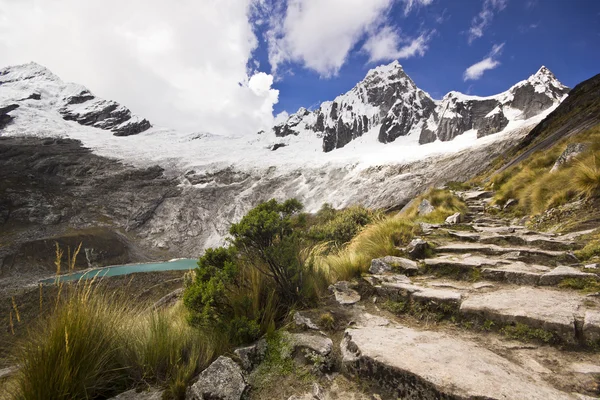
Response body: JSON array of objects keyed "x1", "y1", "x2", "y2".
[
  {"x1": 401, "y1": 188, "x2": 468, "y2": 223},
  {"x1": 308, "y1": 205, "x2": 376, "y2": 246}
]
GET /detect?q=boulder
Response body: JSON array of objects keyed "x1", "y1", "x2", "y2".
[
  {"x1": 417, "y1": 199, "x2": 435, "y2": 216},
  {"x1": 369, "y1": 256, "x2": 419, "y2": 275},
  {"x1": 406, "y1": 238, "x2": 429, "y2": 259},
  {"x1": 445, "y1": 212, "x2": 463, "y2": 224},
  {"x1": 0, "y1": 103, "x2": 19, "y2": 129},
  {"x1": 187, "y1": 356, "x2": 247, "y2": 400},
  {"x1": 233, "y1": 339, "x2": 267, "y2": 372},
  {"x1": 329, "y1": 281, "x2": 361, "y2": 305},
  {"x1": 550, "y1": 143, "x2": 588, "y2": 173}
]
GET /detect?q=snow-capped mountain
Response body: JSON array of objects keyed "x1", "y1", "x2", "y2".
[
  {"x1": 272, "y1": 63, "x2": 569, "y2": 152},
  {"x1": 0, "y1": 60, "x2": 570, "y2": 263},
  {"x1": 0, "y1": 62, "x2": 151, "y2": 136}
]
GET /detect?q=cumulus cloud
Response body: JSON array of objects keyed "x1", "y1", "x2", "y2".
[
  {"x1": 362, "y1": 26, "x2": 434, "y2": 63},
  {"x1": 468, "y1": 0, "x2": 508, "y2": 44},
  {"x1": 0, "y1": 0, "x2": 279, "y2": 135},
  {"x1": 261, "y1": 0, "x2": 395, "y2": 77},
  {"x1": 463, "y1": 43, "x2": 505, "y2": 81}
]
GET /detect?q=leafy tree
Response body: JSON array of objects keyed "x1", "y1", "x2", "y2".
[{"x1": 229, "y1": 198, "x2": 305, "y2": 303}]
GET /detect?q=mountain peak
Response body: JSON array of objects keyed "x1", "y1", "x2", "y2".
[
  {"x1": 0, "y1": 61, "x2": 60, "y2": 84},
  {"x1": 526, "y1": 65, "x2": 568, "y2": 95}
]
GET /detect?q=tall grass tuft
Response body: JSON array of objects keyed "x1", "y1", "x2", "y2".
[
  {"x1": 14, "y1": 285, "x2": 132, "y2": 400},
  {"x1": 574, "y1": 155, "x2": 600, "y2": 198}
]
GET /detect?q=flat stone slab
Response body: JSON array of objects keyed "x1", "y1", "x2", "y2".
[
  {"x1": 342, "y1": 325, "x2": 572, "y2": 399},
  {"x1": 539, "y1": 266, "x2": 598, "y2": 286},
  {"x1": 437, "y1": 243, "x2": 576, "y2": 263},
  {"x1": 461, "y1": 190, "x2": 494, "y2": 201},
  {"x1": 329, "y1": 281, "x2": 361, "y2": 305},
  {"x1": 481, "y1": 262, "x2": 551, "y2": 285},
  {"x1": 460, "y1": 287, "x2": 583, "y2": 341},
  {"x1": 424, "y1": 254, "x2": 509, "y2": 269},
  {"x1": 372, "y1": 277, "x2": 461, "y2": 305},
  {"x1": 110, "y1": 389, "x2": 163, "y2": 400},
  {"x1": 369, "y1": 256, "x2": 419, "y2": 275}
]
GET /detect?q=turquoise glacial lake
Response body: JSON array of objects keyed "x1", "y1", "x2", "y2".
[{"x1": 42, "y1": 258, "x2": 197, "y2": 284}]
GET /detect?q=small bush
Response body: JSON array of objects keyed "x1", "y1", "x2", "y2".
[
  {"x1": 318, "y1": 312, "x2": 335, "y2": 330},
  {"x1": 401, "y1": 188, "x2": 468, "y2": 223},
  {"x1": 574, "y1": 155, "x2": 600, "y2": 198},
  {"x1": 308, "y1": 205, "x2": 376, "y2": 247}
]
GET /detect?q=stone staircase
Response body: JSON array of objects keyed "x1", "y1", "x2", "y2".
[{"x1": 340, "y1": 189, "x2": 600, "y2": 399}]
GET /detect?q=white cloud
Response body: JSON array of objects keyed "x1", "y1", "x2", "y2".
[
  {"x1": 362, "y1": 26, "x2": 433, "y2": 63},
  {"x1": 468, "y1": 0, "x2": 508, "y2": 44},
  {"x1": 401, "y1": 0, "x2": 434, "y2": 16},
  {"x1": 0, "y1": 0, "x2": 279, "y2": 135},
  {"x1": 463, "y1": 42, "x2": 505, "y2": 81},
  {"x1": 262, "y1": 0, "x2": 394, "y2": 77}
]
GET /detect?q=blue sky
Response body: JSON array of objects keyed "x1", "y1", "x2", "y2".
[{"x1": 250, "y1": 0, "x2": 600, "y2": 116}]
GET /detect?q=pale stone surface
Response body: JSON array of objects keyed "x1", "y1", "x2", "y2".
[
  {"x1": 539, "y1": 266, "x2": 598, "y2": 286},
  {"x1": 342, "y1": 325, "x2": 572, "y2": 399},
  {"x1": 569, "y1": 362, "x2": 600, "y2": 375},
  {"x1": 111, "y1": 389, "x2": 163, "y2": 400},
  {"x1": 460, "y1": 287, "x2": 582, "y2": 340},
  {"x1": 329, "y1": 281, "x2": 361, "y2": 305},
  {"x1": 369, "y1": 256, "x2": 419, "y2": 275},
  {"x1": 461, "y1": 190, "x2": 494, "y2": 201},
  {"x1": 424, "y1": 253, "x2": 509, "y2": 269},
  {"x1": 481, "y1": 262, "x2": 551, "y2": 285},
  {"x1": 293, "y1": 311, "x2": 319, "y2": 330},
  {"x1": 418, "y1": 199, "x2": 435, "y2": 216},
  {"x1": 284, "y1": 332, "x2": 333, "y2": 357},
  {"x1": 445, "y1": 212, "x2": 463, "y2": 224},
  {"x1": 583, "y1": 310, "x2": 600, "y2": 342},
  {"x1": 187, "y1": 356, "x2": 247, "y2": 400}
]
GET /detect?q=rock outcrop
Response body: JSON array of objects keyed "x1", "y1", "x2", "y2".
[
  {"x1": 0, "y1": 103, "x2": 19, "y2": 130},
  {"x1": 187, "y1": 356, "x2": 247, "y2": 400}
]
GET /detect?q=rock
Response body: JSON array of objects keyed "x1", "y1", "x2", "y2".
[
  {"x1": 406, "y1": 238, "x2": 429, "y2": 259},
  {"x1": 187, "y1": 356, "x2": 247, "y2": 400},
  {"x1": 550, "y1": 143, "x2": 588, "y2": 173},
  {"x1": 284, "y1": 332, "x2": 333, "y2": 357},
  {"x1": 233, "y1": 339, "x2": 267, "y2": 372},
  {"x1": 293, "y1": 311, "x2": 319, "y2": 330},
  {"x1": 569, "y1": 362, "x2": 600, "y2": 375},
  {"x1": 539, "y1": 266, "x2": 598, "y2": 286},
  {"x1": 477, "y1": 106, "x2": 510, "y2": 138},
  {"x1": 504, "y1": 198, "x2": 518, "y2": 210},
  {"x1": 436, "y1": 243, "x2": 576, "y2": 264},
  {"x1": 481, "y1": 263, "x2": 549, "y2": 285},
  {"x1": 329, "y1": 281, "x2": 361, "y2": 305},
  {"x1": 417, "y1": 199, "x2": 435, "y2": 216},
  {"x1": 461, "y1": 190, "x2": 494, "y2": 201},
  {"x1": 342, "y1": 325, "x2": 572, "y2": 399},
  {"x1": 585, "y1": 263, "x2": 600, "y2": 270},
  {"x1": 110, "y1": 389, "x2": 163, "y2": 400},
  {"x1": 445, "y1": 212, "x2": 463, "y2": 224},
  {"x1": 583, "y1": 310, "x2": 600, "y2": 343},
  {"x1": 460, "y1": 287, "x2": 583, "y2": 341},
  {"x1": 271, "y1": 143, "x2": 287, "y2": 151},
  {"x1": 473, "y1": 282, "x2": 495, "y2": 289},
  {"x1": 0, "y1": 103, "x2": 19, "y2": 129},
  {"x1": 369, "y1": 256, "x2": 419, "y2": 275}
]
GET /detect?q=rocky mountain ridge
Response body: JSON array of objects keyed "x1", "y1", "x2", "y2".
[
  {"x1": 0, "y1": 62, "x2": 151, "y2": 136},
  {"x1": 272, "y1": 62, "x2": 569, "y2": 152}
]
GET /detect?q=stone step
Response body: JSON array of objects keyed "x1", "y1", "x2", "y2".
[
  {"x1": 435, "y1": 243, "x2": 578, "y2": 265},
  {"x1": 446, "y1": 230, "x2": 577, "y2": 251},
  {"x1": 342, "y1": 324, "x2": 575, "y2": 399},
  {"x1": 367, "y1": 274, "x2": 462, "y2": 308},
  {"x1": 460, "y1": 190, "x2": 494, "y2": 201},
  {"x1": 460, "y1": 287, "x2": 600, "y2": 343}
]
